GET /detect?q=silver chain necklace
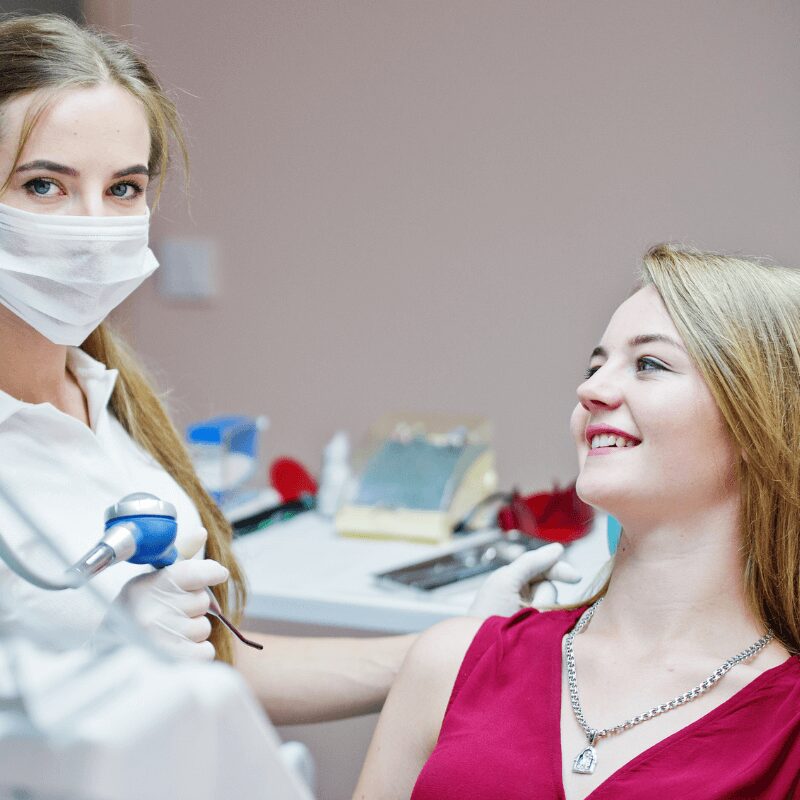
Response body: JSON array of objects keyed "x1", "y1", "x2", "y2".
[{"x1": 566, "y1": 596, "x2": 774, "y2": 775}]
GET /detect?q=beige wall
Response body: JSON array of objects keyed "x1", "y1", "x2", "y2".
[{"x1": 103, "y1": 1, "x2": 800, "y2": 490}]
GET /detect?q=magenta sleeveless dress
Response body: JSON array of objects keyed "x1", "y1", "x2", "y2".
[{"x1": 410, "y1": 607, "x2": 800, "y2": 799}]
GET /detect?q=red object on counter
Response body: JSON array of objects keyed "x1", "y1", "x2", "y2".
[
  {"x1": 497, "y1": 483, "x2": 593, "y2": 544},
  {"x1": 269, "y1": 457, "x2": 318, "y2": 502}
]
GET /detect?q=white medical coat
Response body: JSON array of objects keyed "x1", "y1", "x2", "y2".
[{"x1": 0, "y1": 347, "x2": 203, "y2": 649}]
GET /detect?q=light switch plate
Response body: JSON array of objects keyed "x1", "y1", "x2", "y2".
[{"x1": 155, "y1": 237, "x2": 218, "y2": 300}]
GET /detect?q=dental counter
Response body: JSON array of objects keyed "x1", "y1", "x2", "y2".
[{"x1": 235, "y1": 511, "x2": 611, "y2": 634}]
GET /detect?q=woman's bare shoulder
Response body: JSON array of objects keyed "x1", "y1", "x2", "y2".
[
  {"x1": 353, "y1": 615, "x2": 490, "y2": 799},
  {"x1": 400, "y1": 616, "x2": 488, "y2": 698}
]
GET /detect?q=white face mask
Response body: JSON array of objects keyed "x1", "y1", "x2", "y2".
[{"x1": 0, "y1": 202, "x2": 158, "y2": 345}]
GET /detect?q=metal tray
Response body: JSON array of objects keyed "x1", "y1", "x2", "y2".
[{"x1": 375, "y1": 532, "x2": 548, "y2": 591}]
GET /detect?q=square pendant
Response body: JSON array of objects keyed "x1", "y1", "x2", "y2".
[{"x1": 573, "y1": 745, "x2": 597, "y2": 774}]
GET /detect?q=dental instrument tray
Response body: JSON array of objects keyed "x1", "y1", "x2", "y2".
[{"x1": 375, "y1": 532, "x2": 547, "y2": 591}]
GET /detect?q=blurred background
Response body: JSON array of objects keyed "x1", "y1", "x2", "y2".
[
  {"x1": 2, "y1": 2, "x2": 799, "y2": 796},
  {"x1": 9, "y1": 0, "x2": 797, "y2": 492}
]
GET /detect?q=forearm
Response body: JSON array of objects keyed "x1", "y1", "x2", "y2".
[{"x1": 234, "y1": 631, "x2": 417, "y2": 725}]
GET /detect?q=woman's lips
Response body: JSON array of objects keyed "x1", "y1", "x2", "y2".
[{"x1": 585, "y1": 424, "x2": 642, "y2": 455}]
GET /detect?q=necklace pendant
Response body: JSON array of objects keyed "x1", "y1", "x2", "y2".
[{"x1": 573, "y1": 745, "x2": 598, "y2": 774}]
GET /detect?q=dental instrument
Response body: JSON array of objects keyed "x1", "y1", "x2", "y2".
[{"x1": 0, "y1": 487, "x2": 263, "y2": 649}]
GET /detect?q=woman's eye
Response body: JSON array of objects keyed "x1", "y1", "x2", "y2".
[
  {"x1": 108, "y1": 181, "x2": 142, "y2": 199},
  {"x1": 24, "y1": 178, "x2": 60, "y2": 197},
  {"x1": 637, "y1": 356, "x2": 668, "y2": 373},
  {"x1": 583, "y1": 365, "x2": 601, "y2": 380}
]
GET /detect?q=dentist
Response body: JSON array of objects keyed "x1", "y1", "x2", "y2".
[{"x1": 0, "y1": 13, "x2": 577, "y2": 725}]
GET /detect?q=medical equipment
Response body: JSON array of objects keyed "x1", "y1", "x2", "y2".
[
  {"x1": 375, "y1": 529, "x2": 540, "y2": 591},
  {"x1": 231, "y1": 495, "x2": 315, "y2": 537},
  {"x1": 0, "y1": 488, "x2": 263, "y2": 650},
  {"x1": 336, "y1": 414, "x2": 498, "y2": 544},
  {"x1": 204, "y1": 583, "x2": 264, "y2": 650},
  {"x1": 0, "y1": 480, "x2": 313, "y2": 799},
  {"x1": 0, "y1": 202, "x2": 158, "y2": 346},
  {"x1": 0, "y1": 491, "x2": 179, "y2": 591},
  {"x1": 187, "y1": 414, "x2": 268, "y2": 507},
  {"x1": 270, "y1": 456, "x2": 318, "y2": 502},
  {"x1": 495, "y1": 482, "x2": 593, "y2": 544},
  {"x1": 607, "y1": 514, "x2": 622, "y2": 554},
  {"x1": 316, "y1": 431, "x2": 352, "y2": 517},
  {"x1": 100, "y1": 493, "x2": 263, "y2": 651},
  {"x1": 0, "y1": 642, "x2": 315, "y2": 800},
  {"x1": 70, "y1": 492, "x2": 179, "y2": 582}
]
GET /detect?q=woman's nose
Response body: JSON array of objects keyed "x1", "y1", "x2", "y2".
[
  {"x1": 72, "y1": 191, "x2": 105, "y2": 217},
  {"x1": 576, "y1": 371, "x2": 623, "y2": 413}
]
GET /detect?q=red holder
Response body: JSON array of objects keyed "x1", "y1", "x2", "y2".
[
  {"x1": 497, "y1": 482, "x2": 593, "y2": 544},
  {"x1": 269, "y1": 457, "x2": 318, "y2": 502}
]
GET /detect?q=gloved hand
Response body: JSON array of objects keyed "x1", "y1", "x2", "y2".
[
  {"x1": 110, "y1": 557, "x2": 229, "y2": 661},
  {"x1": 176, "y1": 525, "x2": 208, "y2": 560},
  {"x1": 467, "y1": 542, "x2": 581, "y2": 617}
]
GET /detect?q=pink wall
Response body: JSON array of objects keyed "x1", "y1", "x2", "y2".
[{"x1": 101, "y1": 1, "x2": 800, "y2": 490}]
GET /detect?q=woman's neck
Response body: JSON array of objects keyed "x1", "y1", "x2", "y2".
[
  {"x1": 591, "y1": 499, "x2": 766, "y2": 657},
  {"x1": 0, "y1": 306, "x2": 87, "y2": 422}
]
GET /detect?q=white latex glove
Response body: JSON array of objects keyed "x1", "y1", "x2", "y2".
[
  {"x1": 467, "y1": 542, "x2": 582, "y2": 617},
  {"x1": 177, "y1": 525, "x2": 208, "y2": 560},
  {"x1": 111, "y1": 558, "x2": 229, "y2": 661}
]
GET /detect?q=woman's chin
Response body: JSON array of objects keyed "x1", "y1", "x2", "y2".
[{"x1": 575, "y1": 474, "x2": 628, "y2": 517}]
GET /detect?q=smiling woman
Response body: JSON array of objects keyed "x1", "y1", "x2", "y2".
[
  {"x1": 354, "y1": 244, "x2": 800, "y2": 800},
  {"x1": 570, "y1": 282, "x2": 740, "y2": 527}
]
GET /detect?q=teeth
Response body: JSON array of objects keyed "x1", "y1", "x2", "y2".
[{"x1": 590, "y1": 433, "x2": 638, "y2": 449}]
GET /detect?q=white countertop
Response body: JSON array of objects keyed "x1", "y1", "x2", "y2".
[{"x1": 235, "y1": 512, "x2": 612, "y2": 633}]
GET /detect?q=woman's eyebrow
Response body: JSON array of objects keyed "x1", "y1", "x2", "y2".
[
  {"x1": 16, "y1": 159, "x2": 77, "y2": 176},
  {"x1": 14, "y1": 160, "x2": 149, "y2": 179},
  {"x1": 589, "y1": 334, "x2": 686, "y2": 360},
  {"x1": 628, "y1": 333, "x2": 686, "y2": 352},
  {"x1": 112, "y1": 164, "x2": 150, "y2": 179}
]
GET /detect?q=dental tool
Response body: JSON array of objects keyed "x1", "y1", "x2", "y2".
[
  {"x1": 99, "y1": 493, "x2": 262, "y2": 650},
  {"x1": 0, "y1": 488, "x2": 262, "y2": 649},
  {"x1": 68, "y1": 492, "x2": 180, "y2": 583}
]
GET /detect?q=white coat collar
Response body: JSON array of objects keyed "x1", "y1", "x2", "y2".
[{"x1": 0, "y1": 347, "x2": 118, "y2": 431}]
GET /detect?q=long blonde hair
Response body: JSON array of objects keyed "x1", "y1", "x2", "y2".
[
  {"x1": 0, "y1": 14, "x2": 245, "y2": 663},
  {"x1": 641, "y1": 244, "x2": 800, "y2": 653}
]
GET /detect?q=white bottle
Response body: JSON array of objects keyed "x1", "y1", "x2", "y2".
[{"x1": 317, "y1": 431, "x2": 353, "y2": 517}]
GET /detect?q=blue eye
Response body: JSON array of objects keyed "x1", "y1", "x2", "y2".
[
  {"x1": 108, "y1": 181, "x2": 142, "y2": 199},
  {"x1": 637, "y1": 356, "x2": 667, "y2": 373},
  {"x1": 25, "y1": 178, "x2": 59, "y2": 196}
]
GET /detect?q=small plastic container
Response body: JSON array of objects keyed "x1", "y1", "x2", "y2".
[{"x1": 186, "y1": 415, "x2": 268, "y2": 508}]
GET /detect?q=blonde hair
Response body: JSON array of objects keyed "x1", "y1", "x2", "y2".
[
  {"x1": 0, "y1": 14, "x2": 245, "y2": 663},
  {"x1": 0, "y1": 13, "x2": 187, "y2": 201},
  {"x1": 641, "y1": 244, "x2": 800, "y2": 653}
]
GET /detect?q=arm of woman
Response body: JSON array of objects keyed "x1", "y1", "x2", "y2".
[
  {"x1": 234, "y1": 632, "x2": 417, "y2": 724},
  {"x1": 352, "y1": 616, "x2": 484, "y2": 800},
  {"x1": 234, "y1": 546, "x2": 570, "y2": 725}
]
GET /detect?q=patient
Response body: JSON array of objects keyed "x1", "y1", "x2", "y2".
[{"x1": 354, "y1": 244, "x2": 800, "y2": 799}]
